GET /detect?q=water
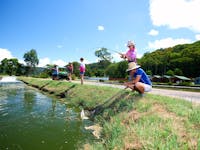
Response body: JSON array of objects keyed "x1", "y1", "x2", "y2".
[
  {"x1": 0, "y1": 76, "x2": 19, "y2": 83},
  {"x1": 0, "y1": 82, "x2": 93, "y2": 150}
]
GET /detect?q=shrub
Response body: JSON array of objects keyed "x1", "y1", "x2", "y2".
[
  {"x1": 71, "y1": 74, "x2": 76, "y2": 80},
  {"x1": 178, "y1": 82, "x2": 191, "y2": 86},
  {"x1": 168, "y1": 82, "x2": 173, "y2": 85}
]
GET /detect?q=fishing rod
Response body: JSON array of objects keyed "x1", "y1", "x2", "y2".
[
  {"x1": 92, "y1": 47, "x2": 124, "y2": 56},
  {"x1": 108, "y1": 49, "x2": 123, "y2": 55}
]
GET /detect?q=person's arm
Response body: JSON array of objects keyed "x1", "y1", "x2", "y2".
[
  {"x1": 124, "y1": 75, "x2": 140, "y2": 86},
  {"x1": 120, "y1": 53, "x2": 126, "y2": 59},
  {"x1": 133, "y1": 75, "x2": 141, "y2": 84}
]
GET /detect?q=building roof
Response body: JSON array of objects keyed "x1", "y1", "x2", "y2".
[
  {"x1": 153, "y1": 75, "x2": 161, "y2": 78},
  {"x1": 163, "y1": 75, "x2": 171, "y2": 79},
  {"x1": 173, "y1": 75, "x2": 191, "y2": 81}
]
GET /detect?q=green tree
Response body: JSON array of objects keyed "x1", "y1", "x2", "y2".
[
  {"x1": 140, "y1": 41, "x2": 200, "y2": 77},
  {"x1": 116, "y1": 61, "x2": 128, "y2": 78},
  {"x1": 1, "y1": 58, "x2": 20, "y2": 75},
  {"x1": 146, "y1": 70, "x2": 152, "y2": 76},
  {"x1": 105, "y1": 63, "x2": 118, "y2": 78},
  {"x1": 72, "y1": 61, "x2": 80, "y2": 77},
  {"x1": 95, "y1": 47, "x2": 112, "y2": 62},
  {"x1": 174, "y1": 68, "x2": 183, "y2": 76},
  {"x1": 166, "y1": 70, "x2": 174, "y2": 76},
  {"x1": 23, "y1": 49, "x2": 39, "y2": 75},
  {"x1": 105, "y1": 61, "x2": 128, "y2": 78}
]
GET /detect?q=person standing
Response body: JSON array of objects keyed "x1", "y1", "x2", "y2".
[
  {"x1": 79, "y1": 58, "x2": 86, "y2": 85},
  {"x1": 120, "y1": 40, "x2": 137, "y2": 81},
  {"x1": 124, "y1": 62, "x2": 152, "y2": 95},
  {"x1": 67, "y1": 62, "x2": 73, "y2": 82},
  {"x1": 120, "y1": 40, "x2": 137, "y2": 63},
  {"x1": 52, "y1": 64, "x2": 59, "y2": 80}
]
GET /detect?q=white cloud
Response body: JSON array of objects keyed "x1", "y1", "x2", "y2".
[
  {"x1": 150, "y1": 0, "x2": 200, "y2": 32},
  {"x1": 83, "y1": 59, "x2": 91, "y2": 64},
  {"x1": 97, "y1": 25, "x2": 104, "y2": 31},
  {"x1": 195, "y1": 34, "x2": 200, "y2": 40},
  {"x1": 137, "y1": 53, "x2": 143, "y2": 59},
  {"x1": 0, "y1": 48, "x2": 14, "y2": 61},
  {"x1": 52, "y1": 59, "x2": 66, "y2": 67},
  {"x1": 148, "y1": 29, "x2": 159, "y2": 36},
  {"x1": 38, "y1": 57, "x2": 51, "y2": 67},
  {"x1": 19, "y1": 59, "x2": 26, "y2": 65},
  {"x1": 148, "y1": 37, "x2": 192, "y2": 49}
]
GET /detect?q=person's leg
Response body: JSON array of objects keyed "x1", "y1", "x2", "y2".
[
  {"x1": 80, "y1": 73, "x2": 84, "y2": 84},
  {"x1": 68, "y1": 73, "x2": 72, "y2": 81},
  {"x1": 134, "y1": 82, "x2": 145, "y2": 94},
  {"x1": 143, "y1": 84, "x2": 152, "y2": 92}
]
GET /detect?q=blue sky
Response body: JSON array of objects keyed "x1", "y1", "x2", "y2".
[{"x1": 1, "y1": 0, "x2": 200, "y2": 67}]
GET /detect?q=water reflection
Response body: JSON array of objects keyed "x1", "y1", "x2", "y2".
[
  {"x1": 0, "y1": 82, "x2": 93, "y2": 150},
  {"x1": 23, "y1": 91, "x2": 36, "y2": 111}
]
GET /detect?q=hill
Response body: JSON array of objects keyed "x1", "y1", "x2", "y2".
[{"x1": 140, "y1": 40, "x2": 200, "y2": 77}]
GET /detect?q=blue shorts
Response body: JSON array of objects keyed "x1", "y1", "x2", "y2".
[{"x1": 80, "y1": 72, "x2": 85, "y2": 75}]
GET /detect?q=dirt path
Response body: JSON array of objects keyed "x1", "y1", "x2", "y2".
[{"x1": 72, "y1": 80, "x2": 200, "y2": 103}]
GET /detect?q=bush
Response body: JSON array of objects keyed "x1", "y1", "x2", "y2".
[
  {"x1": 119, "y1": 80, "x2": 124, "y2": 83},
  {"x1": 32, "y1": 72, "x2": 49, "y2": 78},
  {"x1": 168, "y1": 82, "x2": 173, "y2": 85},
  {"x1": 72, "y1": 74, "x2": 76, "y2": 80},
  {"x1": 178, "y1": 82, "x2": 191, "y2": 86}
]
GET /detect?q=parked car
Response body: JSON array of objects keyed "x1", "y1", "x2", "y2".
[{"x1": 52, "y1": 66, "x2": 69, "y2": 80}]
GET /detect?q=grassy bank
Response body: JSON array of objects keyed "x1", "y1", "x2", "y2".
[{"x1": 18, "y1": 77, "x2": 200, "y2": 150}]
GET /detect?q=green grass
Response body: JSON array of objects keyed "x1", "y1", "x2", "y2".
[{"x1": 18, "y1": 77, "x2": 200, "y2": 150}]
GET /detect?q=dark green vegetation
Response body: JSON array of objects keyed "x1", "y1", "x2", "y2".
[
  {"x1": 0, "y1": 58, "x2": 23, "y2": 75},
  {"x1": 140, "y1": 41, "x2": 200, "y2": 77},
  {"x1": 0, "y1": 49, "x2": 40, "y2": 76},
  {"x1": 19, "y1": 77, "x2": 200, "y2": 150}
]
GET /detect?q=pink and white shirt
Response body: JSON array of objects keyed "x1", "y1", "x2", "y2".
[
  {"x1": 79, "y1": 62, "x2": 85, "y2": 72},
  {"x1": 125, "y1": 48, "x2": 136, "y2": 63}
]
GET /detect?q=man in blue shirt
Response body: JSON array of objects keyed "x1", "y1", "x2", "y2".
[{"x1": 124, "y1": 62, "x2": 152, "y2": 94}]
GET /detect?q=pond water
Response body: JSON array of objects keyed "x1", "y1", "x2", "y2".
[{"x1": 0, "y1": 82, "x2": 93, "y2": 150}]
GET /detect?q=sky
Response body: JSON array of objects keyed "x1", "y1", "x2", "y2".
[{"x1": 1, "y1": 0, "x2": 200, "y2": 67}]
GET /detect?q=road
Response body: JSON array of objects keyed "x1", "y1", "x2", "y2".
[{"x1": 72, "y1": 80, "x2": 200, "y2": 104}]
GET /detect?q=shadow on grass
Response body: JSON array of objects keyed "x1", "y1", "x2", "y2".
[
  {"x1": 89, "y1": 90, "x2": 142, "y2": 120},
  {"x1": 56, "y1": 84, "x2": 76, "y2": 98},
  {"x1": 39, "y1": 82, "x2": 51, "y2": 90}
]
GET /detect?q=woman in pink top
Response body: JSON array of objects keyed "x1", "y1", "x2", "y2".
[
  {"x1": 121, "y1": 40, "x2": 137, "y2": 81},
  {"x1": 121, "y1": 40, "x2": 137, "y2": 63}
]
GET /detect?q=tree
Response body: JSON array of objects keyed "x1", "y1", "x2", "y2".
[
  {"x1": 1, "y1": 58, "x2": 20, "y2": 75},
  {"x1": 105, "y1": 63, "x2": 118, "y2": 78},
  {"x1": 72, "y1": 61, "x2": 80, "y2": 77},
  {"x1": 105, "y1": 61, "x2": 128, "y2": 78},
  {"x1": 23, "y1": 49, "x2": 39, "y2": 75},
  {"x1": 23, "y1": 49, "x2": 39, "y2": 67},
  {"x1": 140, "y1": 41, "x2": 200, "y2": 77},
  {"x1": 166, "y1": 70, "x2": 174, "y2": 76},
  {"x1": 95, "y1": 47, "x2": 112, "y2": 62},
  {"x1": 116, "y1": 61, "x2": 128, "y2": 78},
  {"x1": 146, "y1": 70, "x2": 152, "y2": 76},
  {"x1": 174, "y1": 68, "x2": 183, "y2": 76}
]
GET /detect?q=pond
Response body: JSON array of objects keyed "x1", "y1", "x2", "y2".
[{"x1": 0, "y1": 82, "x2": 94, "y2": 150}]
